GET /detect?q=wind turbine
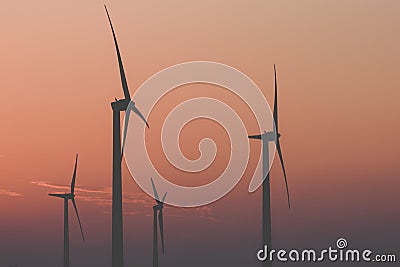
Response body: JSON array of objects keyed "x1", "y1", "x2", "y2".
[
  {"x1": 248, "y1": 65, "x2": 290, "y2": 267},
  {"x1": 104, "y1": 5, "x2": 149, "y2": 267},
  {"x1": 150, "y1": 178, "x2": 167, "y2": 267},
  {"x1": 49, "y1": 154, "x2": 84, "y2": 267}
]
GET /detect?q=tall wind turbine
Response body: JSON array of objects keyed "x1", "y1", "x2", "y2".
[
  {"x1": 248, "y1": 65, "x2": 290, "y2": 267},
  {"x1": 150, "y1": 178, "x2": 167, "y2": 267},
  {"x1": 104, "y1": 5, "x2": 149, "y2": 267},
  {"x1": 49, "y1": 154, "x2": 84, "y2": 267}
]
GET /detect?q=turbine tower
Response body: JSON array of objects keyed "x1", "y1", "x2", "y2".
[
  {"x1": 104, "y1": 5, "x2": 149, "y2": 267},
  {"x1": 49, "y1": 154, "x2": 84, "y2": 267},
  {"x1": 248, "y1": 65, "x2": 290, "y2": 267},
  {"x1": 150, "y1": 178, "x2": 167, "y2": 267}
]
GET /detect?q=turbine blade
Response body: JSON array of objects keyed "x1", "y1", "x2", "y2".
[
  {"x1": 49, "y1": 193, "x2": 66, "y2": 199},
  {"x1": 121, "y1": 103, "x2": 149, "y2": 158},
  {"x1": 71, "y1": 198, "x2": 85, "y2": 241},
  {"x1": 248, "y1": 135, "x2": 262, "y2": 140},
  {"x1": 150, "y1": 178, "x2": 160, "y2": 201},
  {"x1": 158, "y1": 208, "x2": 165, "y2": 254},
  {"x1": 71, "y1": 154, "x2": 78, "y2": 194},
  {"x1": 161, "y1": 192, "x2": 167, "y2": 203},
  {"x1": 121, "y1": 108, "x2": 131, "y2": 157},
  {"x1": 104, "y1": 5, "x2": 131, "y2": 100},
  {"x1": 132, "y1": 105, "x2": 149, "y2": 128},
  {"x1": 273, "y1": 64, "x2": 278, "y2": 132},
  {"x1": 276, "y1": 139, "x2": 290, "y2": 209}
]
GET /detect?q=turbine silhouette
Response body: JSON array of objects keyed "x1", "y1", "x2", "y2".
[
  {"x1": 104, "y1": 5, "x2": 149, "y2": 267},
  {"x1": 49, "y1": 154, "x2": 84, "y2": 267},
  {"x1": 248, "y1": 65, "x2": 290, "y2": 267},
  {"x1": 151, "y1": 178, "x2": 167, "y2": 267}
]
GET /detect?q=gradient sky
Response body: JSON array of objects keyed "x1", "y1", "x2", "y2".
[{"x1": 0, "y1": 1, "x2": 399, "y2": 266}]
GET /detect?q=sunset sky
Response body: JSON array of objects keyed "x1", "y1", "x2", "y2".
[{"x1": 0, "y1": 1, "x2": 399, "y2": 266}]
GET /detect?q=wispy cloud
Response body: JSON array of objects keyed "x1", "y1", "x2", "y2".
[
  {"x1": 170, "y1": 206, "x2": 219, "y2": 222},
  {"x1": 32, "y1": 180, "x2": 152, "y2": 214},
  {"x1": 32, "y1": 181, "x2": 218, "y2": 221},
  {"x1": 0, "y1": 189, "x2": 22, "y2": 197},
  {"x1": 31, "y1": 181, "x2": 111, "y2": 194},
  {"x1": 194, "y1": 206, "x2": 219, "y2": 222}
]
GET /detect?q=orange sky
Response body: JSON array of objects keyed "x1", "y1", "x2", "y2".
[{"x1": 0, "y1": 1, "x2": 399, "y2": 266}]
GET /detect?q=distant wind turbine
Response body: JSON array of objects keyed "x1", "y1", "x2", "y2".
[
  {"x1": 104, "y1": 5, "x2": 149, "y2": 267},
  {"x1": 49, "y1": 154, "x2": 84, "y2": 267},
  {"x1": 151, "y1": 178, "x2": 167, "y2": 267},
  {"x1": 248, "y1": 65, "x2": 290, "y2": 267}
]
